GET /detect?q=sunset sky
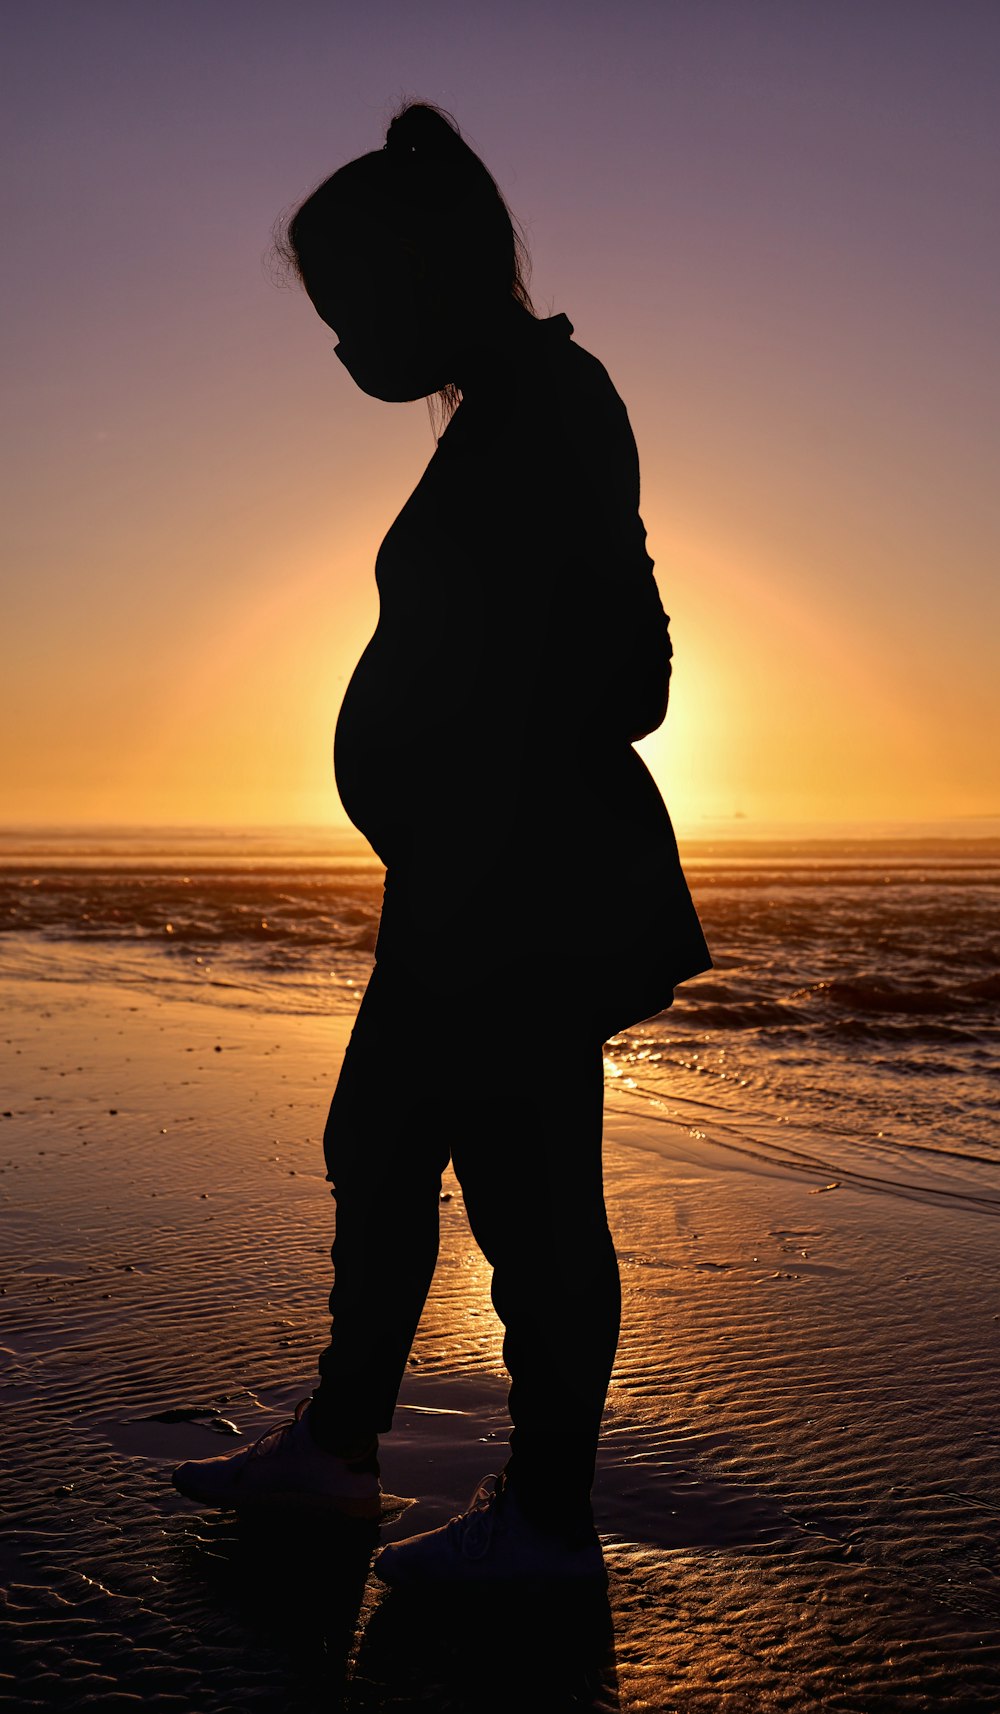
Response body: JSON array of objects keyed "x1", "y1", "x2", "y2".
[{"x1": 3, "y1": 1, "x2": 998, "y2": 835}]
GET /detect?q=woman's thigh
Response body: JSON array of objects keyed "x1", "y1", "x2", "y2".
[
  {"x1": 440, "y1": 966, "x2": 609, "y2": 1255},
  {"x1": 324, "y1": 957, "x2": 607, "y2": 1209},
  {"x1": 322, "y1": 962, "x2": 449, "y2": 1197}
]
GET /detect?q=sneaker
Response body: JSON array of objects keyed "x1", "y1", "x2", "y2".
[
  {"x1": 171, "y1": 1398, "x2": 381, "y2": 1520},
  {"x1": 372, "y1": 1468, "x2": 606, "y2": 1586}
]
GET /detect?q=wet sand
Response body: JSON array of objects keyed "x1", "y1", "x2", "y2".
[{"x1": 2, "y1": 976, "x2": 999, "y2": 1711}]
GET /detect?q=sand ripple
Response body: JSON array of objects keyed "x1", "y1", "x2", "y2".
[{"x1": 2, "y1": 982, "x2": 999, "y2": 1710}]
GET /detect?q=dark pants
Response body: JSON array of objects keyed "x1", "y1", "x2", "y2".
[{"x1": 309, "y1": 958, "x2": 621, "y2": 1531}]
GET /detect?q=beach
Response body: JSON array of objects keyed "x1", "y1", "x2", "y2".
[{"x1": 2, "y1": 835, "x2": 999, "y2": 1710}]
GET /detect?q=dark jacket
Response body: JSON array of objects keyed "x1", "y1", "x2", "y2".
[{"x1": 335, "y1": 310, "x2": 712, "y2": 1035}]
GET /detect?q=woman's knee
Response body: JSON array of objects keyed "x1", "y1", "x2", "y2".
[
  {"x1": 322, "y1": 1074, "x2": 366, "y2": 1190},
  {"x1": 324, "y1": 1080, "x2": 449, "y2": 1207},
  {"x1": 460, "y1": 1168, "x2": 614, "y2": 1273}
]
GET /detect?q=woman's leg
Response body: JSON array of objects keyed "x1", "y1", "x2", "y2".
[
  {"x1": 448, "y1": 985, "x2": 620, "y2": 1537},
  {"x1": 309, "y1": 962, "x2": 450, "y2": 1451}
]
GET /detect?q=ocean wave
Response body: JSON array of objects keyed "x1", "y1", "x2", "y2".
[
  {"x1": 3, "y1": 853, "x2": 997, "y2": 1169},
  {"x1": 674, "y1": 999, "x2": 805, "y2": 1030},
  {"x1": 810, "y1": 974, "x2": 989, "y2": 1015}
]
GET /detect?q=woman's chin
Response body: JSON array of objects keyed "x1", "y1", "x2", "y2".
[
  {"x1": 335, "y1": 346, "x2": 452, "y2": 403},
  {"x1": 358, "y1": 377, "x2": 447, "y2": 403}
]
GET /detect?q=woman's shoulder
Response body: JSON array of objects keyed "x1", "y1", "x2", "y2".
[
  {"x1": 439, "y1": 311, "x2": 639, "y2": 495},
  {"x1": 532, "y1": 313, "x2": 624, "y2": 402},
  {"x1": 530, "y1": 317, "x2": 635, "y2": 454},
  {"x1": 525, "y1": 318, "x2": 641, "y2": 511}
]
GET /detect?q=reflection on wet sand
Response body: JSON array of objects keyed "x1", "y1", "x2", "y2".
[{"x1": 2, "y1": 976, "x2": 1000, "y2": 1710}]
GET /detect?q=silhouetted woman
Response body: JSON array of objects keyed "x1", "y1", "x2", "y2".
[{"x1": 173, "y1": 101, "x2": 712, "y2": 1584}]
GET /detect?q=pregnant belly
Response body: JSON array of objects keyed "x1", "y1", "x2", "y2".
[{"x1": 334, "y1": 633, "x2": 414, "y2": 863}]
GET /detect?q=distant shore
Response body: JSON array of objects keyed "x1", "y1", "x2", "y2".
[{"x1": 2, "y1": 814, "x2": 999, "y2": 861}]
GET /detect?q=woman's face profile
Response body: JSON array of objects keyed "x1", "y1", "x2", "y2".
[{"x1": 303, "y1": 214, "x2": 468, "y2": 403}]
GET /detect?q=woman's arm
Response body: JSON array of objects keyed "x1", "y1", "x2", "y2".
[{"x1": 525, "y1": 346, "x2": 674, "y2": 749}]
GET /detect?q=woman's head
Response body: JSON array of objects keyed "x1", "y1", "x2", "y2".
[{"x1": 275, "y1": 102, "x2": 535, "y2": 414}]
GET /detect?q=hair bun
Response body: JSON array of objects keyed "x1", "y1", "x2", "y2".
[{"x1": 384, "y1": 102, "x2": 461, "y2": 158}]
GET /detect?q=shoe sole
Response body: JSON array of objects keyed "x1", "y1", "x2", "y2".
[{"x1": 170, "y1": 1471, "x2": 382, "y2": 1521}]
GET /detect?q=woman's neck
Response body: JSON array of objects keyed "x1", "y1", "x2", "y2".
[{"x1": 452, "y1": 299, "x2": 536, "y2": 402}]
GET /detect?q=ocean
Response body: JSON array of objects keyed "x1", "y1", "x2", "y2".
[{"x1": 1, "y1": 826, "x2": 997, "y2": 1210}]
